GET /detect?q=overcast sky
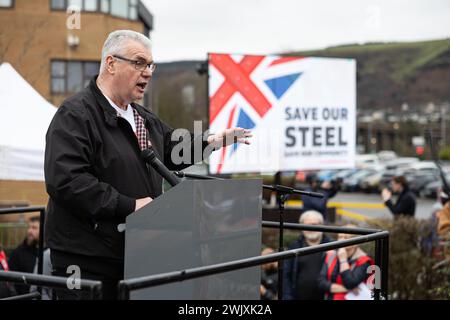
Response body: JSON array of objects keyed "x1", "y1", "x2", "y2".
[{"x1": 142, "y1": 0, "x2": 450, "y2": 62}]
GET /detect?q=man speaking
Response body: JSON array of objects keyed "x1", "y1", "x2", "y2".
[{"x1": 44, "y1": 30, "x2": 251, "y2": 300}]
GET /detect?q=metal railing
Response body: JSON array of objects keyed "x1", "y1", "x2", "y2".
[
  {"x1": 0, "y1": 207, "x2": 389, "y2": 301},
  {"x1": 0, "y1": 270, "x2": 102, "y2": 300},
  {"x1": 0, "y1": 206, "x2": 104, "y2": 300},
  {"x1": 1, "y1": 291, "x2": 41, "y2": 301},
  {"x1": 118, "y1": 222, "x2": 389, "y2": 300}
]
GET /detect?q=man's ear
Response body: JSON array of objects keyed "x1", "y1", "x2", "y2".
[{"x1": 105, "y1": 55, "x2": 116, "y2": 74}]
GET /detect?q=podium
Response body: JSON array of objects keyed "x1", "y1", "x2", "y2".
[{"x1": 124, "y1": 179, "x2": 262, "y2": 300}]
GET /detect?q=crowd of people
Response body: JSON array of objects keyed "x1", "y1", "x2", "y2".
[
  {"x1": 260, "y1": 174, "x2": 450, "y2": 300},
  {"x1": 261, "y1": 211, "x2": 374, "y2": 300}
]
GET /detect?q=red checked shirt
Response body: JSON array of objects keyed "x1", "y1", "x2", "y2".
[
  {"x1": 102, "y1": 93, "x2": 151, "y2": 151},
  {"x1": 133, "y1": 108, "x2": 151, "y2": 150}
]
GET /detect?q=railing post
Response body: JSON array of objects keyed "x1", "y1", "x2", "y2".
[
  {"x1": 38, "y1": 207, "x2": 45, "y2": 275},
  {"x1": 277, "y1": 193, "x2": 288, "y2": 300},
  {"x1": 91, "y1": 283, "x2": 103, "y2": 300},
  {"x1": 374, "y1": 239, "x2": 382, "y2": 300},
  {"x1": 118, "y1": 282, "x2": 130, "y2": 300},
  {"x1": 381, "y1": 235, "x2": 389, "y2": 300},
  {"x1": 37, "y1": 207, "x2": 46, "y2": 300}
]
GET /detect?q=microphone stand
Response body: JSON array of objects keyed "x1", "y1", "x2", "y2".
[
  {"x1": 173, "y1": 171, "x2": 324, "y2": 300},
  {"x1": 262, "y1": 184, "x2": 323, "y2": 299},
  {"x1": 174, "y1": 172, "x2": 323, "y2": 198}
]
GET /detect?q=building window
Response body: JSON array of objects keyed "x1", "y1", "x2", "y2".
[
  {"x1": 100, "y1": 0, "x2": 109, "y2": 13},
  {"x1": 50, "y1": 0, "x2": 138, "y2": 20},
  {"x1": 67, "y1": 0, "x2": 82, "y2": 9},
  {"x1": 50, "y1": 0, "x2": 65, "y2": 10},
  {"x1": 51, "y1": 60, "x2": 100, "y2": 94},
  {"x1": 0, "y1": 0, "x2": 13, "y2": 8},
  {"x1": 110, "y1": 0, "x2": 138, "y2": 20},
  {"x1": 51, "y1": 61, "x2": 66, "y2": 93},
  {"x1": 129, "y1": 0, "x2": 138, "y2": 20},
  {"x1": 110, "y1": 0, "x2": 127, "y2": 19},
  {"x1": 83, "y1": 0, "x2": 98, "y2": 11}
]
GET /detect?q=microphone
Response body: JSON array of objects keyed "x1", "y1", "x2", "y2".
[
  {"x1": 173, "y1": 171, "x2": 225, "y2": 180},
  {"x1": 141, "y1": 148, "x2": 181, "y2": 187}
]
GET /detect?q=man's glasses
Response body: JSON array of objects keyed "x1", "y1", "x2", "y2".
[{"x1": 112, "y1": 55, "x2": 157, "y2": 73}]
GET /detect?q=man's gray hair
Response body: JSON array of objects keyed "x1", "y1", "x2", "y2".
[
  {"x1": 299, "y1": 210, "x2": 324, "y2": 224},
  {"x1": 100, "y1": 30, "x2": 152, "y2": 71}
]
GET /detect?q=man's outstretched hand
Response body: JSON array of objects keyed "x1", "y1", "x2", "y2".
[{"x1": 207, "y1": 128, "x2": 253, "y2": 149}]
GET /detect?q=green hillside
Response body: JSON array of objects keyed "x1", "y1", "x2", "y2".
[{"x1": 287, "y1": 39, "x2": 450, "y2": 111}]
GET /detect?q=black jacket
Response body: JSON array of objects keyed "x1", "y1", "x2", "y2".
[
  {"x1": 385, "y1": 187, "x2": 416, "y2": 218},
  {"x1": 260, "y1": 267, "x2": 278, "y2": 300},
  {"x1": 0, "y1": 263, "x2": 17, "y2": 298},
  {"x1": 8, "y1": 240, "x2": 38, "y2": 294},
  {"x1": 283, "y1": 235, "x2": 331, "y2": 300},
  {"x1": 45, "y1": 77, "x2": 208, "y2": 261}
]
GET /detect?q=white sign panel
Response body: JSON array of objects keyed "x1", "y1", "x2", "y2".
[{"x1": 208, "y1": 54, "x2": 356, "y2": 174}]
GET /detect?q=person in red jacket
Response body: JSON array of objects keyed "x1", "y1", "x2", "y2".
[
  {"x1": 0, "y1": 248, "x2": 8, "y2": 271},
  {"x1": 0, "y1": 247, "x2": 17, "y2": 298},
  {"x1": 318, "y1": 224, "x2": 374, "y2": 300}
]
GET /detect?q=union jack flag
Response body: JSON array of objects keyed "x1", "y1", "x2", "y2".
[{"x1": 208, "y1": 53, "x2": 304, "y2": 174}]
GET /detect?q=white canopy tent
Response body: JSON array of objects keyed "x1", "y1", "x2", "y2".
[{"x1": 0, "y1": 63, "x2": 57, "y2": 181}]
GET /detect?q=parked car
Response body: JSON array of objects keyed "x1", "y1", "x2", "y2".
[
  {"x1": 334, "y1": 169, "x2": 359, "y2": 180},
  {"x1": 377, "y1": 150, "x2": 397, "y2": 162},
  {"x1": 407, "y1": 171, "x2": 440, "y2": 196},
  {"x1": 360, "y1": 171, "x2": 384, "y2": 193},
  {"x1": 356, "y1": 154, "x2": 380, "y2": 169},
  {"x1": 422, "y1": 180, "x2": 441, "y2": 199},
  {"x1": 384, "y1": 157, "x2": 420, "y2": 171},
  {"x1": 342, "y1": 169, "x2": 377, "y2": 192},
  {"x1": 421, "y1": 172, "x2": 450, "y2": 199},
  {"x1": 402, "y1": 162, "x2": 438, "y2": 177},
  {"x1": 379, "y1": 170, "x2": 400, "y2": 190},
  {"x1": 317, "y1": 170, "x2": 339, "y2": 182}
]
